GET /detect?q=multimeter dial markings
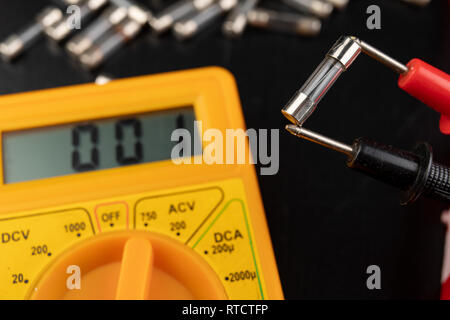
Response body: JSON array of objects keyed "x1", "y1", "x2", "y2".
[
  {"x1": 0, "y1": 209, "x2": 94, "y2": 299},
  {"x1": 192, "y1": 199, "x2": 265, "y2": 300},
  {"x1": 134, "y1": 187, "x2": 224, "y2": 244},
  {"x1": 0, "y1": 179, "x2": 269, "y2": 299},
  {"x1": 94, "y1": 201, "x2": 129, "y2": 232}
]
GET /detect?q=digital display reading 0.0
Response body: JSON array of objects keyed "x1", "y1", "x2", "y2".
[{"x1": 2, "y1": 107, "x2": 199, "y2": 183}]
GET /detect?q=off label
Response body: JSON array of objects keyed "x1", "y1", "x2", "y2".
[
  {"x1": 94, "y1": 201, "x2": 129, "y2": 232},
  {"x1": 134, "y1": 187, "x2": 224, "y2": 243},
  {"x1": 0, "y1": 209, "x2": 95, "y2": 299},
  {"x1": 192, "y1": 200, "x2": 265, "y2": 300}
]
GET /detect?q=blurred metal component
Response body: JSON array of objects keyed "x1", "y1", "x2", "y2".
[
  {"x1": 66, "y1": 5, "x2": 128, "y2": 56},
  {"x1": 282, "y1": 36, "x2": 361, "y2": 125},
  {"x1": 400, "y1": 0, "x2": 431, "y2": 6},
  {"x1": 247, "y1": 8, "x2": 321, "y2": 37},
  {"x1": 149, "y1": 0, "x2": 215, "y2": 34},
  {"x1": 110, "y1": 0, "x2": 153, "y2": 24},
  {"x1": 39, "y1": 7, "x2": 65, "y2": 27},
  {"x1": 60, "y1": 0, "x2": 84, "y2": 4},
  {"x1": 72, "y1": 0, "x2": 150, "y2": 67},
  {"x1": 66, "y1": 0, "x2": 151, "y2": 56},
  {"x1": 173, "y1": 0, "x2": 238, "y2": 40},
  {"x1": 45, "y1": 0, "x2": 108, "y2": 42},
  {"x1": 282, "y1": 0, "x2": 333, "y2": 19},
  {"x1": 352, "y1": 37, "x2": 408, "y2": 74},
  {"x1": 323, "y1": 0, "x2": 349, "y2": 10},
  {"x1": 95, "y1": 73, "x2": 114, "y2": 84},
  {"x1": 79, "y1": 17, "x2": 143, "y2": 69},
  {"x1": 286, "y1": 124, "x2": 354, "y2": 156},
  {"x1": 0, "y1": 7, "x2": 63, "y2": 61},
  {"x1": 327, "y1": 36, "x2": 361, "y2": 69},
  {"x1": 222, "y1": 0, "x2": 259, "y2": 38}
]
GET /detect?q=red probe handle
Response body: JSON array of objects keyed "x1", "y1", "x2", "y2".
[{"x1": 398, "y1": 58, "x2": 450, "y2": 134}]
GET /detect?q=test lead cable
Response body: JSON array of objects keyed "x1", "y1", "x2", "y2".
[{"x1": 286, "y1": 124, "x2": 450, "y2": 204}]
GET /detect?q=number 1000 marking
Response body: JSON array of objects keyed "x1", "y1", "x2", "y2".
[{"x1": 71, "y1": 118, "x2": 143, "y2": 171}]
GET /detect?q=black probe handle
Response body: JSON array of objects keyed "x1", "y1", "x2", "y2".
[
  {"x1": 423, "y1": 163, "x2": 450, "y2": 201},
  {"x1": 347, "y1": 138, "x2": 450, "y2": 204}
]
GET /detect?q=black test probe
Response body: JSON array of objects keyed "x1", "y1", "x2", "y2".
[{"x1": 286, "y1": 124, "x2": 450, "y2": 204}]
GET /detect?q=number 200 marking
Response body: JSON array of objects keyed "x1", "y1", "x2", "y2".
[{"x1": 31, "y1": 245, "x2": 48, "y2": 255}]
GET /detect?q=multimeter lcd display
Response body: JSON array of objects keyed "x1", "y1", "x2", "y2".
[{"x1": 2, "y1": 107, "x2": 199, "y2": 184}]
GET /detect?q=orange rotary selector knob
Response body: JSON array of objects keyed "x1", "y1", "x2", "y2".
[{"x1": 29, "y1": 231, "x2": 227, "y2": 300}]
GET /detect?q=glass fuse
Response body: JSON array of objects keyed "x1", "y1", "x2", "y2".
[
  {"x1": 109, "y1": 0, "x2": 153, "y2": 24},
  {"x1": 247, "y1": 9, "x2": 321, "y2": 37},
  {"x1": 45, "y1": 0, "x2": 109, "y2": 42},
  {"x1": 173, "y1": 0, "x2": 238, "y2": 40},
  {"x1": 0, "y1": 7, "x2": 63, "y2": 61},
  {"x1": 282, "y1": 36, "x2": 361, "y2": 125},
  {"x1": 282, "y1": 0, "x2": 333, "y2": 19},
  {"x1": 149, "y1": 0, "x2": 215, "y2": 34},
  {"x1": 79, "y1": 17, "x2": 143, "y2": 69},
  {"x1": 222, "y1": 0, "x2": 259, "y2": 38},
  {"x1": 66, "y1": 6, "x2": 129, "y2": 56}
]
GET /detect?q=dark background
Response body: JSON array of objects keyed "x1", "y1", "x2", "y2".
[{"x1": 0, "y1": 0, "x2": 449, "y2": 299}]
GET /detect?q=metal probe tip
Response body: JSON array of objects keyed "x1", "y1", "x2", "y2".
[
  {"x1": 351, "y1": 36, "x2": 408, "y2": 74},
  {"x1": 285, "y1": 124, "x2": 354, "y2": 156}
]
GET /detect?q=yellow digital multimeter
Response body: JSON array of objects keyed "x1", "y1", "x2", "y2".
[{"x1": 0, "y1": 67, "x2": 283, "y2": 300}]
